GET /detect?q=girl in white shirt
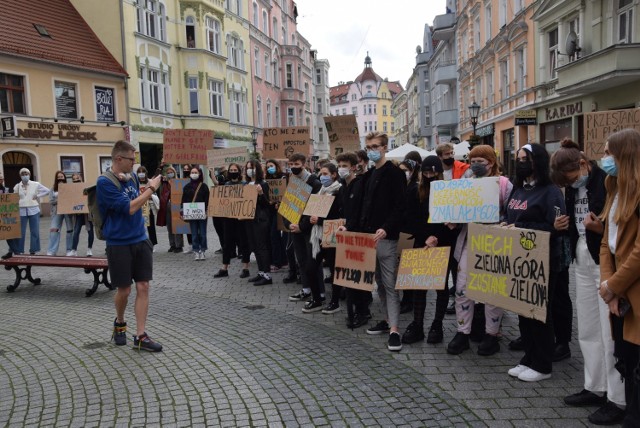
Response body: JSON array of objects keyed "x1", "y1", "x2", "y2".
[{"x1": 14, "y1": 167, "x2": 49, "y2": 254}]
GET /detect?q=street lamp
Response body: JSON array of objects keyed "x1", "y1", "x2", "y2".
[
  {"x1": 468, "y1": 101, "x2": 480, "y2": 136},
  {"x1": 250, "y1": 128, "x2": 259, "y2": 157}
]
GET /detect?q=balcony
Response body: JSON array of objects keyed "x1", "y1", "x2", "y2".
[
  {"x1": 435, "y1": 109, "x2": 458, "y2": 127},
  {"x1": 434, "y1": 61, "x2": 457, "y2": 85},
  {"x1": 556, "y1": 43, "x2": 640, "y2": 95},
  {"x1": 432, "y1": 13, "x2": 456, "y2": 41}
]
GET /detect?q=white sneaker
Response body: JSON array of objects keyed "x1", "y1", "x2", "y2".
[
  {"x1": 200, "y1": 251, "x2": 206, "y2": 260},
  {"x1": 508, "y1": 365, "x2": 530, "y2": 377},
  {"x1": 183, "y1": 247, "x2": 193, "y2": 254},
  {"x1": 86, "y1": 249, "x2": 93, "y2": 257},
  {"x1": 152, "y1": 246, "x2": 157, "y2": 253},
  {"x1": 66, "y1": 250, "x2": 74, "y2": 257},
  {"x1": 518, "y1": 368, "x2": 551, "y2": 382},
  {"x1": 194, "y1": 252, "x2": 200, "y2": 261},
  {"x1": 46, "y1": 251, "x2": 55, "y2": 256}
]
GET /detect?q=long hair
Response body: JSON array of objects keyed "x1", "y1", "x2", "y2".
[
  {"x1": 265, "y1": 159, "x2": 283, "y2": 178},
  {"x1": 400, "y1": 159, "x2": 420, "y2": 183},
  {"x1": 514, "y1": 143, "x2": 551, "y2": 189},
  {"x1": 468, "y1": 144, "x2": 499, "y2": 177},
  {"x1": 52, "y1": 170, "x2": 65, "y2": 191},
  {"x1": 244, "y1": 159, "x2": 264, "y2": 182},
  {"x1": 600, "y1": 128, "x2": 640, "y2": 223},
  {"x1": 550, "y1": 138, "x2": 589, "y2": 186}
]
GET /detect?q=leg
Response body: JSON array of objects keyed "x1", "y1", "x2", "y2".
[
  {"x1": 19, "y1": 215, "x2": 28, "y2": 254},
  {"x1": 454, "y1": 244, "x2": 474, "y2": 334},
  {"x1": 134, "y1": 281, "x2": 150, "y2": 336},
  {"x1": 199, "y1": 220, "x2": 207, "y2": 252},
  {"x1": 87, "y1": 219, "x2": 94, "y2": 249},
  {"x1": 64, "y1": 215, "x2": 74, "y2": 252},
  {"x1": 114, "y1": 285, "x2": 132, "y2": 323},
  {"x1": 28, "y1": 213, "x2": 40, "y2": 253},
  {"x1": 552, "y1": 267, "x2": 572, "y2": 345},
  {"x1": 72, "y1": 215, "x2": 82, "y2": 251},
  {"x1": 48, "y1": 214, "x2": 63, "y2": 254},
  {"x1": 376, "y1": 239, "x2": 400, "y2": 331},
  {"x1": 189, "y1": 221, "x2": 200, "y2": 252}
]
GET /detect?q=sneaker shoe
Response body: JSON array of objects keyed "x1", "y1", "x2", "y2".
[
  {"x1": 168, "y1": 246, "x2": 176, "y2": 253},
  {"x1": 347, "y1": 314, "x2": 369, "y2": 329},
  {"x1": 302, "y1": 300, "x2": 323, "y2": 313},
  {"x1": 445, "y1": 299, "x2": 456, "y2": 315},
  {"x1": 552, "y1": 343, "x2": 571, "y2": 362},
  {"x1": 213, "y1": 269, "x2": 229, "y2": 278},
  {"x1": 112, "y1": 318, "x2": 127, "y2": 346},
  {"x1": 174, "y1": 247, "x2": 183, "y2": 253},
  {"x1": 388, "y1": 332, "x2": 403, "y2": 352},
  {"x1": 239, "y1": 269, "x2": 250, "y2": 278},
  {"x1": 46, "y1": 251, "x2": 55, "y2": 256},
  {"x1": 66, "y1": 250, "x2": 74, "y2": 256},
  {"x1": 477, "y1": 333, "x2": 500, "y2": 356},
  {"x1": 322, "y1": 301, "x2": 340, "y2": 314},
  {"x1": 564, "y1": 389, "x2": 607, "y2": 407},
  {"x1": 1, "y1": 251, "x2": 13, "y2": 260},
  {"x1": 254, "y1": 277, "x2": 273, "y2": 286},
  {"x1": 508, "y1": 364, "x2": 530, "y2": 377},
  {"x1": 133, "y1": 333, "x2": 163, "y2": 352},
  {"x1": 72, "y1": 250, "x2": 78, "y2": 256},
  {"x1": 200, "y1": 251, "x2": 206, "y2": 260},
  {"x1": 194, "y1": 252, "x2": 201, "y2": 261},
  {"x1": 183, "y1": 247, "x2": 193, "y2": 254},
  {"x1": 447, "y1": 332, "x2": 470, "y2": 355},
  {"x1": 426, "y1": 320, "x2": 444, "y2": 344},
  {"x1": 401, "y1": 321, "x2": 425, "y2": 344},
  {"x1": 289, "y1": 290, "x2": 311, "y2": 301},
  {"x1": 518, "y1": 367, "x2": 551, "y2": 382},
  {"x1": 588, "y1": 402, "x2": 626, "y2": 425},
  {"x1": 248, "y1": 274, "x2": 262, "y2": 283},
  {"x1": 270, "y1": 265, "x2": 280, "y2": 273},
  {"x1": 367, "y1": 320, "x2": 390, "y2": 335},
  {"x1": 509, "y1": 336, "x2": 524, "y2": 351},
  {"x1": 86, "y1": 248, "x2": 93, "y2": 257}
]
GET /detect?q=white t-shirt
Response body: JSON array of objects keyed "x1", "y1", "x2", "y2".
[
  {"x1": 574, "y1": 186, "x2": 589, "y2": 236},
  {"x1": 608, "y1": 194, "x2": 619, "y2": 255},
  {"x1": 443, "y1": 169, "x2": 453, "y2": 181}
]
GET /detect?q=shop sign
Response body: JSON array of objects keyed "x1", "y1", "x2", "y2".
[
  {"x1": 1, "y1": 116, "x2": 17, "y2": 137},
  {"x1": 95, "y1": 87, "x2": 115, "y2": 122},
  {"x1": 476, "y1": 124, "x2": 495, "y2": 137},
  {"x1": 545, "y1": 102, "x2": 582, "y2": 121},
  {"x1": 17, "y1": 122, "x2": 97, "y2": 141},
  {"x1": 514, "y1": 110, "x2": 537, "y2": 126}
]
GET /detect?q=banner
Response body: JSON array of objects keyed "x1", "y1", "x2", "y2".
[
  {"x1": 429, "y1": 177, "x2": 499, "y2": 223},
  {"x1": 262, "y1": 127, "x2": 309, "y2": 159},
  {"x1": 0, "y1": 193, "x2": 20, "y2": 239},
  {"x1": 278, "y1": 176, "x2": 312, "y2": 224},
  {"x1": 333, "y1": 231, "x2": 377, "y2": 291},
  {"x1": 163, "y1": 129, "x2": 214, "y2": 164},
  {"x1": 321, "y1": 218, "x2": 345, "y2": 248},
  {"x1": 207, "y1": 147, "x2": 248, "y2": 169},
  {"x1": 183, "y1": 202, "x2": 207, "y2": 220},
  {"x1": 324, "y1": 115, "x2": 360, "y2": 156},
  {"x1": 266, "y1": 178, "x2": 287, "y2": 204},
  {"x1": 302, "y1": 194, "x2": 334, "y2": 218},
  {"x1": 584, "y1": 108, "x2": 640, "y2": 159},
  {"x1": 466, "y1": 223, "x2": 550, "y2": 321},
  {"x1": 395, "y1": 247, "x2": 450, "y2": 290},
  {"x1": 208, "y1": 184, "x2": 258, "y2": 220},
  {"x1": 170, "y1": 179, "x2": 191, "y2": 234},
  {"x1": 56, "y1": 183, "x2": 89, "y2": 214}
]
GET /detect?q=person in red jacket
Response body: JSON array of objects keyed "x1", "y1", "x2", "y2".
[{"x1": 436, "y1": 142, "x2": 470, "y2": 180}]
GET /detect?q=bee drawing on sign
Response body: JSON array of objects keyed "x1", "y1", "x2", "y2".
[{"x1": 520, "y1": 231, "x2": 537, "y2": 251}]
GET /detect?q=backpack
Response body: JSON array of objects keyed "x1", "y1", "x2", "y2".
[{"x1": 84, "y1": 170, "x2": 122, "y2": 240}]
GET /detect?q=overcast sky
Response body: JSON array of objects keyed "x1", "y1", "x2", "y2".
[{"x1": 295, "y1": 0, "x2": 446, "y2": 88}]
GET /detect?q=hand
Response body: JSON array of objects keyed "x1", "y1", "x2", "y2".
[
  {"x1": 373, "y1": 228, "x2": 387, "y2": 242},
  {"x1": 608, "y1": 296, "x2": 621, "y2": 317},
  {"x1": 149, "y1": 175, "x2": 162, "y2": 190},
  {"x1": 255, "y1": 184, "x2": 263, "y2": 195},
  {"x1": 554, "y1": 215, "x2": 570, "y2": 231},
  {"x1": 445, "y1": 222, "x2": 457, "y2": 230},
  {"x1": 310, "y1": 216, "x2": 318, "y2": 225},
  {"x1": 584, "y1": 212, "x2": 604, "y2": 234},
  {"x1": 337, "y1": 225, "x2": 347, "y2": 232},
  {"x1": 425, "y1": 236, "x2": 438, "y2": 248},
  {"x1": 599, "y1": 280, "x2": 615, "y2": 303},
  {"x1": 289, "y1": 223, "x2": 300, "y2": 233}
]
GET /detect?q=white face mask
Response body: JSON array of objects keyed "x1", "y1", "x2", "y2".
[
  {"x1": 21, "y1": 175, "x2": 30, "y2": 183},
  {"x1": 338, "y1": 167, "x2": 350, "y2": 179},
  {"x1": 246, "y1": 168, "x2": 254, "y2": 178},
  {"x1": 137, "y1": 173, "x2": 146, "y2": 179},
  {"x1": 405, "y1": 171, "x2": 411, "y2": 182},
  {"x1": 190, "y1": 173, "x2": 199, "y2": 181}
]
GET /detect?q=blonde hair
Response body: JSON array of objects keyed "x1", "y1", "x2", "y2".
[
  {"x1": 600, "y1": 129, "x2": 640, "y2": 223},
  {"x1": 365, "y1": 131, "x2": 388, "y2": 146}
]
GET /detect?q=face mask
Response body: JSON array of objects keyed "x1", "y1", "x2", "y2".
[
  {"x1": 267, "y1": 166, "x2": 276, "y2": 175},
  {"x1": 367, "y1": 149, "x2": 382, "y2": 163},
  {"x1": 167, "y1": 172, "x2": 175, "y2": 179},
  {"x1": 138, "y1": 173, "x2": 146, "y2": 179},
  {"x1": 442, "y1": 158, "x2": 455, "y2": 167},
  {"x1": 57, "y1": 178, "x2": 66, "y2": 183},
  {"x1": 570, "y1": 173, "x2": 588, "y2": 189},
  {"x1": 21, "y1": 175, "x2": 30, "y2": 183},
  {"x1": 470, "y1": 163, "x2": 488, "y2": 177},
  {"x1": 246, "y1": 168, "x2": 254, "y2": 178},
  {"x1": 601, "y1": 156, "x2": 618, "y2": 177},
  {"x1": 290, "y1": 167, "x2": 303, "y2": 176},
  {"x1": 515, "y1": 162, "x2": 534, "y2": 179},
  {"x1": 190, "y1": 173, "x2": 199, "y2": 181},
  {"x1": 338, "y1": 167, "x2": 350, "y2": 179},
  {"x1": 228, "y1": 171, "x2": 240, "y2": 180},
  {"x1": 404, "y1": 171, "x2": 411, "y2": 182},
  {"x1": 320, "y1": 175, "x2": 333, "y2": 187}
]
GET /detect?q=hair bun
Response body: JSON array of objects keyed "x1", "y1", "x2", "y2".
[{"x1": 560, "y1": 138, "x2": 580, "y2": 150}]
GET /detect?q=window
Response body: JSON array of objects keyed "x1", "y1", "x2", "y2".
[
  {"x1": 352, "y1": 106, "x2": 357, "y2": 116},
  {"x1": 373, "y1": 121, "x2": 377, "y2": 131},
  {"x1": 383, "y1": 105, "x2": 387, "y2": 116},
  {"x1": 304, "y1": 83, "x2": 309, "y2": 102},
  {"x1": 363, "y1": 105, "x2": 366, "y2": 115},
  {"x1": 285, "y1": 63, "x2": 293, "y2": 88},
  {"x1": 363, "y1": 122, "x2": 367, "y2": 132},
  {"x1": 266, "y1": 100, "x2": 272, "y2": 126},
  {"x1": 185, "y1": 16, "x2": 195, "y2": 48},
  {"x1": 548, "y1": 28, "x2": 558, "y2": 79},
  {"x1": 287, "y1": 107, "x2": 295, "y2": 126},
  {"x1": 60, "y1": 156, "x2": 84, "y2": 179},
  {"x1": 618, "y1": 0, "x2": 633, "y2": 43},
  {"x1": 256, "y1": 96, "x2": 263, "y2": 127},
  {"x1": 515, "y1": 47, "x2": 526, "y2": 92},
  {"x1": 569, "y1": 16, "x2": 580, "y2": 62},
  {"x1": 140, "y1": 67, "x2": 169, "y2": 112},
  {"x1": 264, "y1": 53, "x2": 270, "y2": 82},
  {"x1": 475, "y1": 77, "x2": 482, "y2": 105},
  {"x1": 368, "y1": 104, "x2": 372, "y2": 115},
  {"x1": 275, "y1": 105, "x2": 280, "y2": 125},
  {"x1": 316, "y1": 98, "x2": 322, "y2": 114},
  {"x1": 391, "y1": 122, "x2": 395, "y2": 132},
  {"x1": 208, "y1": 79, "x2": 223, "y2": 117},
  {"x1": 206, "y1": 17, "x2": 221, "y2": 54},
  {"x1": 486, "y1": 69, "x2": 494, "y2": 104},
  {"x1": 373, "y1": 104, "x2": 377, "y2": 114},
  {"x1": 228, "y1": 35, "x2": 244, "y2": 69},
  {"x1": 342, "y1": 108, "x2": 346, "y2": 115},
  {"x1": 499, "y1": 0, "x2": 507, "y2": 28},
  {"x1": 0, "y1": 73, "x2": 25, "y2": 114},
  {"x1": 351, "y1": 94, "x2": 356, "y2": 101},
  {"x1": 189, "y1": 77, "x2": 198, "y2": 114},
  {"x1": 229, "y1": 89, "x2": 247, "y2": 124},
  {"x1": 272, "y1": 18, "x2": 278, "y2": 41},
  {"x1": 500, "y1": 59, "x2": 510, "y2": 98},
  {"x1": 262, "y1": 10, "x2": 268, "y2": 34},
  {"x1": 297, "y1": 66, "x2": 301, "y2": 90},
  {"x1": 54, "y1": 81, "x2": 78, "y2": 119},
  {"x1": 318, "y1": 128, "x2": 324, "y2": 142},
  {"x1": 383, "y1": 122, "x2": 388, "y2": 132},
  {"x1": 474, "y1": 16, "x2": 481, "y2": 51},
  {"x1": 485, "y1": 4, "x2": 492, "y2": 42},
  {"x1": 514, "y1": 0, "x2": 524, "y2": 13},
  {"x1": 236, "y1": 0, "x2": 241, "y2": 16},
  {"x1": 136, "y1": 0, "x2": 165, "y2": 41},
  {"x1": 315, "y1": 68, "x2": 321, "y2": 85},
  {"x1": 272, "y1": 58, "x2": 279, "y2": 87},
  {"x1": 282, "y1": 25, "x2": 287, "y2": 45},
  {"x1": 254, "y1": 48, "x2": 260, "y2": 77},
  {"x1": 252, "y1": 2, "x2": 258, "y2": 26}
]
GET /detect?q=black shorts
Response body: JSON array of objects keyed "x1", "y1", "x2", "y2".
[{"x1": 106, "y1": 239, "x2": 153, "y2": 287}]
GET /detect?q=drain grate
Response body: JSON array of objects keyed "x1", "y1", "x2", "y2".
[
  {"x1": 82, "y1": 342, "x2": 107, "y2": 350},
  {"x1": 243, "y1": 305, "x2": 265, "y2": 311}
]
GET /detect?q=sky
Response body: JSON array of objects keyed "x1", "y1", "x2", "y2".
[{"x1": 294, "y1": 0, "x2": 446, "y2": 88}]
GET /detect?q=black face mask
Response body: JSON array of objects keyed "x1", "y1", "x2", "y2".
[
  {"x1": 470, "y1": 163, "x2": 488, "y2": 177},
  {"x1": 442, "y1": 158, "x2": 455, "y2": 167},
  {"x1": 57, "y1": 179, "x2": 66, "y2": 184},
  {"x1": 515, "y1": 162, "x2": 534, "y2": 179},
  {"x1": 228, "y1": 171, "x2": 240, "y2": 180},
  {"x1": 290, "y1": 167, "x2": 303, "y2": 176}
]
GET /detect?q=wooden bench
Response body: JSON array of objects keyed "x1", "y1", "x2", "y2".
[{"x1": 0, "y1": 255, "x2": 113, "y2": 297}]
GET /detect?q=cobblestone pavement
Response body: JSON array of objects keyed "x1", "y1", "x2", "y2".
[{"x1": 0, "y1": 220, "x2": 599, "y2": 427}]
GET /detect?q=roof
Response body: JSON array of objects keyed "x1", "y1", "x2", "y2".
[
  {"x1": 0, "y1": 0, "x2": 127, "y2": 77},
  {"x1": 387, "y1": 81, "x2": 404, "y2": 98},
  {"x1": 354, "y1": 67, "x2": 382, "y2": 83},
  {"x1": 329, "y1": 83, "x2": 350, "y2": 104}
]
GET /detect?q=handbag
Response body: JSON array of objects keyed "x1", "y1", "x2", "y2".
[{"x1": 182, "y1": 183, "x2": 206, "y2": 220}]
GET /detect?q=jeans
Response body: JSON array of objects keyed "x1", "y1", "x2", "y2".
[
  {"x1": 72, "y1": 215, "x2": 94, "y2": 250},
  {"x1": 375, "y1": 239, "x2": 401, "y2": 329},
  {"x1": 19, "y1": 213, "x2": 40, "y2": 254},
  {"x1": 7, "y1": 238, "x2": 19, "y2": 254},
  {"x1": 189, "y1": 220, "x2": 207, "y2": 252},
  {"x1": 47, "y1": 214, "x2": 73, "y2": 254}
]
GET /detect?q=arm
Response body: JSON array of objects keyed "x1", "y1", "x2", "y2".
[
  {"x1": 36, "y1": 182, "x2": 50, "y2": 198},
  {"x1": 607, "y1": 216, "x2": 640, "y2": 295},
  {"x1": 600, "y1": 221, "x2": 615, "y2": 281}
]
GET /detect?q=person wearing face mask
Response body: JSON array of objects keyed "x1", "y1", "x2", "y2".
[
  {"x1": 355, "y1": 150, "x2": 369, "y2": 176},
  {"x1": 398, "y1": 158, "x2": 420, "y2": 315},
  {"x1": 265, "y1": 159, "x2": 288, "y2": 271},
  {"x1": 156, "y1": 166, "x2": 184, "y2": 253},
  {"x1": 180, "y1": 164, "x2": 195, "y2": 253},
  {"x1": 180, "y1": 167, "x2": 209, "y2": 261},
  {"x1": 46, "y1": 171, "x2": 74, "y2": 256},
  {"x1": 136, "y1": 166, "x2": 159, "y2": 252},
  {"x1": 210, "y1": 167, "x2": 227, "y2": 255},
  {"x1": 68, "y1": 174, "x2": 95, "y2": 257},
  {"x1": 14, "y1": 167, "x2": 49, "y2": 255}
]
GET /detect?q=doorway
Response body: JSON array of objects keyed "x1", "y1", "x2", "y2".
[
  {"x1": 139, "y1": 142, "x2": 163, "y2": 176},
  {"x1": 2, "y1": 151, "x2": 34, "y2": 188}
]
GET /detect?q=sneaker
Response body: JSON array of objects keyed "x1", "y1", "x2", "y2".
[
  {"x1": 552, "y1": 343, "x2": 571, "y2": 362},
  {"x1": 426, "y1": 320, "x2": 443, "y2": 344},
  {"x1": 174, "y1": 247, "x2": 183, "y2": 253},
  {"x1": 564, "y1": 389, "x2": 607, "y2": 407},
  {"x1": 347, "y1": 314, "x2": 369, "y2": 329},
  {"x1": 508, "y1": 364, "x2": 530, "y2": 377},
  {"x1": 66, "y1": 250, "x2": 74, "y2": 256},
  {"x1": 194, "y1": 252, "x2": 201, "y2": 261},
  {"x1": 270, "y1": 265, "x2": 280, "y2": 273},
  {"x1": 239, "y1": 269, "x2": 250, "y2": 278},
  {"x1": 214, "y1": 248, "x2": 223, "y2": 254},
  {"x1": 133, "y1": 333, "x2": 163, "y2": 352},
  {"x1": 71, "y1": 250, "x2": 78, "y2": 257},
  {"x1": 183, "y1": 247, "x2": 193, "y2": 254},
  {"x1": 446, "y1": 332, "x2": 470, "y2": 355},
  {"x1": 254, "y1": 277, "x2": 273, "y2": 286},
  {"x1": 322, "y1": 301, "x2": 340, "y2": 314},
  {"x1": 168, "y1": 246, "x2": 176, "y2": 253},
  {"x1": 86, "y1": 248, "x2": 93, "y2": 257},
  {"x1": 477, "y1": 333, "x2": 500, "y2": 356},
  {"x1": 518, "y1": 367, "x2": 551, "y2": 382},
  {"x1": 401, "y1": 321, "x2": 425, "y2": 344},
  {"x1": 367, "y1": 320, "x2": 390, "y2": 335},
  {"x1": 388, "y1": 332, "x2": 403, "y2": 352},
  {"x1": 588, "y1": 402, "x2": 626, "y2": 425},
  {"x1": 199, "y1": 251, "x2": 206, "y2": 260},
  {"x1": 112, "y1": 318, "x2": 127, "y2": 346},
  {"x1": 1, "y1": 251, "x2": 13, "y2": 260},
  {"x1": 213, "y1": 269, "x2": 229, "y2": 278},
  {"x1": 289, "y1": 290, "x2": 311, "y2": 301},
  {"x1": 46, "y1": 251, "x2": 55, "y2": 256},
  {"x1": 248, "y1": 274, "x2": 262, "y2": 283},
  {"x1": 302, "y1": 300, "x2": 323, "y2": 313},
  {"x1": 445, "y1": 299, "x2": 456, "y2": 315}
]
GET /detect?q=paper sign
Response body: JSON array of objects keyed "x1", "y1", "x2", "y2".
[
  {"x1": 170, "y1": 178, "x2": 191, "y2": 234},
  {"x1": 57, "y1": 183, "x2": 89, "y2": 214},
  {"x1": 208, "y1": 184, "x2": 258, "y2": 220},
  {"x1": 324, "y1": 115, "x2": 360, "y2": 156},
  {"x1": 278, "y1": 176, "x2": 312, "y2": 224},
  {"x1": 429, "y1": 177, "x2": 499, "y2": 223},
  {"x1": 163, "y1": 129, "x2": 214, "y2": 164},
  {"x1": 321, "y1": 218, "x2": 345, "y2": 248},
  {"x1": 0, "y1": 193, "x2": 20, "y2": 239},
  {"x1": 266, "y1": 178, "x2": 287, "y2": 204},
  {"x1": 262, "y1": 127, "x2": 309, "y2": 159},
  {"x1": 207, "y1": 147, "x2": 248, "y2": 169},
  {"x1": 466, "y1": 223, "x2": 550, "y2": 321},
  {"x1": 395, "y1": 247, "x2": 451, "y2": 290},
  {"x1": 183, "y1": 202, "x2": 207, "y2": 220},
  {"x1": 333, "y1": 231, "x2": 377, "y2": 291},
  {"x1": 584, "y1": 108, "x2": 640, "y2": 159},
  {"x1": 302, "y1": 194, "x2": 335, "y2": 218}
]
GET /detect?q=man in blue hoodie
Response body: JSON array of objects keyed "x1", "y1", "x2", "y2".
[{"x1": 97, "y1": 140, "x2": 162, "y2": 352}]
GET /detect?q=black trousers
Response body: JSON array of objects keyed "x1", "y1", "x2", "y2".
[
  {"x1": 552, "y1": 267, "x2": 572, "y2": 345},
  {"x1": 147, "y1": 211, "x2": 157, "y2": 245},
  {"x1": 286, "y1": 233, "x2": 298, "y2": 276},
  {"x1": 613, "y1": 315, "x2": 640, "y2": 427},
  {"x1": 305, "y1": 245, "x2": 328, "y2": 302},
  {"x1": 412, "y1": 289, "x2": 449, "y2": 326},
  {"x1": 245, "y1": 211, "x2": 271, "y2": 273},
  {"x1": 222, "y1": 218, "x2": 248, "y2": 265},
  {"x1": 292, "y1": 232, "x2": 311, "y2": 287}
]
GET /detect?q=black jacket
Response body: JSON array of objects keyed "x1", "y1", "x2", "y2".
[{"x1": 339, "y1": 175, "x2": 365, "y2": 232}]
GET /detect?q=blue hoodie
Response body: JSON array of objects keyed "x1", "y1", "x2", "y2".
[{"x1": 97, "y1": 174, "x2": 147, "y2": 246}]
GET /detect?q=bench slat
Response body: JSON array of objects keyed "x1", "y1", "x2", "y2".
[{"x1": 0, "y1": 256, "x2": 108, "y2": 269}]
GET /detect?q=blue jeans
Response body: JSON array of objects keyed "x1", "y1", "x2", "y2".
[
  {"x1": 6, "y1": 238, "x2": 19, "y2": 254},
  {"x1": 47, "y1": 214, "x2": 73, "y2": 254},
  {"x1": 189, "y1": 220, "x2": 207, "y2": 252},
  {"x1": 19, "y1": 213, "x2": 40, "y2": 254},
  {"x1": 72, "y1": 215, "x2": 94, "y2": 250}
]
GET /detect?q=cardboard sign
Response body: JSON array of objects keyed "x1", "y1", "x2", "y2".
[
  {"x1": 163, "y1": 129, "x2": 214, "y2": 164},
  {"x1": 396, "y1": 247, "x2": 451, "y2": 290},
  {"x1": 278, "y1": 176, "x2": 312, "y2": 224},
  {"x1": 170, "y1": 178, "x2": 191, "y2": 234},
  {"x1": 0, "y1": 193, "x2": 20, "y2": 239},
  {"x1": 56, "y1": 183, "x2": 89, "y2": 214},
  {"x1": 302, "y1": 194, "x2": 335, "y2": 218},
  {"x1": 429, "y1": 177, "x2": 499, "y2": 223},
  {"x1": 466, "y1": 223, "x2": 550, "y2": 321},
  {"x1": 333, "y1": 231, "x2": 377, "y2": 291},
  {"x1": 262, "y1": 127, "x2": 309, "y2": 159},
  {"x1": 584, "y1": 108, "x2": 640, "y2": 159},
  {"x1": 183, "y1": 202, "x2": 207, "y2": 220},
  {"x1": 207, "y1": 147, "x2": 248, "y2": 169},
  {"x1": 321, "y1": 218, "x2": 345, "y2": 248},
  {"x1": 208, "y1": 184, "x2": 258, "y2": 220},
  {"x1": 324, "y1": 115, "x2": 361, "y2": 156},
  {"x1": 142, "y1": 201, "x2": 150, "y2": 227},
  {"x1": 266, "y1": 178, "x2": 287, "y2": 204}
]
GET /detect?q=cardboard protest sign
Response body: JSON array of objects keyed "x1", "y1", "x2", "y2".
[
  {"x1": 56, "y1": 183, "x2": 89, "y2": 214},
  {"x1": 278, "y1": 176, "x2": 312, "y2": 224},
  {"x1": 396, "y1": 247, "x2": 451, "y2": 290},
  {"x1": 324, "y1": 115, "x2": 360, "y2": 155},
  {"x1": 466, "y1": 223, "x2": 550, "y2": 321},
  {"x1": 429, "y1": 177, "x2": 499, "y2": 223},
  {"x1": 170, "y1": 179, "x2": 191, "y2": 234},
  {"x1": 584, "y1": 108, "x2": 640, "y2": 159},
  {"x1": 182, "y1": 202, "x2": 207, "y2": 220},
  {"x1": 266, "y1": 178, "x2": 287, "y2": 204},
  {"x1": 163, "y1": 129, "x2": 214, "y2": 164},
  {"x1": 262, "y1": 127, "x2": 309, "y2": 159},
  {"x1": 0, "y1": 193, "x2": 20, "y2": 239},
  {"x1": 321, "y1": 218, "x2": 345, "y2": 248},
  {"x1": 333, "y1": 231, "x2": 377, "y2": 291},
  {"x1": 142, "y1": 201, "x2": 150, "y2": 227},
  {"x1": 302, "y1": 194, "x2": 335, "y2": 218},
  {"x1": 207, "y1": 147, "x2": 248, "y2": 169},
  {"x1": 208, "y1": 184, "x2": 258, "y2": 220}
]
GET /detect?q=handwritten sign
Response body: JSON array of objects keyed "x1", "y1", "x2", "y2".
[
  {"x1": 334, "y1": 231, "x2": 377, "y2": 291},
  {"x1": 142, "y1": 201, "x2": 150, "y2": 227},
  {"x1": 429, "y1": 177, "x2": 499, "y2": 223},
  {"x1": 208, "y1": 184, "x2": 258, "y2": 220},
  {"x1": 466, "y1": 223, "x2": 550, "y2": 321},
  {"x1": 95, "y1": 86, "x2": 115, "y2": 122},
  {"x1": 207, "y1": 147, "x2": 248, "y2": 169},
  {"x1": 262, "y1": 126, "x2": 309, "y2": 159},
  {"x1": 396, "y1": 247, "x2": 451, "y2": 290},
  {"x1": 57, "y1": 183, "x2": 89, "y2": 214},
  {"x1": 584, "y1": 108, "x2": 640, "y2": 159},
  {"x1": 278, "y1": 176, "x2": 312, "y2": 224},
  {"x1": 183, "y1": 202, "x2": 207, "y2": 220},
  {"x1": 266, "y1": 178, "x2": 287, "y2": 204},
  {"x1": 163, "y1": 129, "x2": 214, "y2": 164},
  {"x1": 324, "y1": 115, "x2": 360, "y2": 155},
  {"x1": 302, "y1": 194, "x2": 335, "y2": 218},
  {"x1": 0, "y1": 193, "x2": 20, "y2": 239},
  {"x1": 170, "y1": 179, "x2": 191, "y2": 234},
  {"x1": 321, "y1": 218, "x2": 345, "y2": 248}
]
